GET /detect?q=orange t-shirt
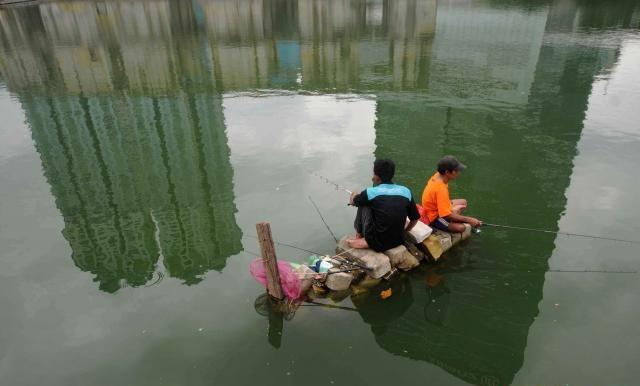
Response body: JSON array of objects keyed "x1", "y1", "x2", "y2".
[{"x1": 421, "y1": 172, "x2": 452, "y2": 223}]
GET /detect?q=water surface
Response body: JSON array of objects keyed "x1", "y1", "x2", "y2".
[{"x1": 1, "y1": 1, "x2": 639, "y2": 385}]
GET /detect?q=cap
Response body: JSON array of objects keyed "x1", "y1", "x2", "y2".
[{"x1": 437, "y1": 155, "x2": 466, "y2": 173}]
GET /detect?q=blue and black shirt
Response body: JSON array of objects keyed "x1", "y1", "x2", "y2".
[{"x1": 353, "y1": 182, "x2": 421, "y2": 252}]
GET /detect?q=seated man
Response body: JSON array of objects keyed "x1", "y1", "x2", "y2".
[
  {"x1": 347, "y1": 159, "x2": 420, "y2": 252},
  {"x1": 421, "y1": 155, "x2": 481, "y2": 233}
]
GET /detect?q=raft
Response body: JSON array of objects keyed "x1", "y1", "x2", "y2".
[{"x1": 295, "y1": 221, "x2": 473, "y2": 297}]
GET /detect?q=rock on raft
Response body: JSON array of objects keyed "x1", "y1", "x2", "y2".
[
  {"x1": 302, "y1": 222, "x2": 473, "y2": 298},
  {"x1": 421, "y1": 224, "x2": 472, "y2": 260}
]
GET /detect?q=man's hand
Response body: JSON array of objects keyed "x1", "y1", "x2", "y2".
[
  {"x1": 349, "y1": 191, "x2": 358, "y2": 206},
  {"x1": 468, "y1": 217, "x2": 482, "y2": 228},
  {"x1": 405, "y1": 219, "x2": 418, "y2": 232}
]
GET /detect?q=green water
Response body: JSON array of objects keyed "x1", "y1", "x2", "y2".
[{"x1": 1, "y1": 0, "x2": 639, "y2": 385}]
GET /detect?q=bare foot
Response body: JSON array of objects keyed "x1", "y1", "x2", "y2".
[{"x1": 346, "y1": 238, "x2": 369, "y2": 249}]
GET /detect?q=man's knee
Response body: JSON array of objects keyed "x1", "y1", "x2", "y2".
[
  {"x1": 451, "y1": 199, "x2": 468, "y2": 215},
  {"x1": 354, "y1": 206, "x2": 374, "y2": 233},
  {"x1": 451, "y1": 198, "x2": 467, "y2": 207}
]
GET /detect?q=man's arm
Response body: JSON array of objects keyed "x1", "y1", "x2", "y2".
[
  {"x1": 406, "y1": 196, "x2": 421, "y2": 231},
  {"x1": 350, "y1": 189, "x2": 369, "y2": 207},
  {"x1": 446, "y1": 212, "x2": 482, "y2": 227},
  {"x1": 436, "y1": 188, "x2": 481, "y2": 227}
]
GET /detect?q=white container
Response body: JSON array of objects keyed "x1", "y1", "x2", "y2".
[{"x1": 406, "y1": 218, "x2": 433, "y2": 243}]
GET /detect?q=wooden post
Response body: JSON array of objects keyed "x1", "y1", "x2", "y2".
[{"x1": 256, "y1": 222, "x2": 284, "y2": 300}]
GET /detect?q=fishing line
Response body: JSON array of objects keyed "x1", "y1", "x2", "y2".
[
  {"x1": 547, "y1": 269, "x2": 636, "y2": 274},
  {"x1": 242, "y1": 235, "x2": 322, "y2": 255},
  {"x1": 483, "y1": 223, "x2": 639, "y2": 244},
  {"x1": 244, "y1": 235, "x2": 358, "y2": 263},
  {"x1": 301, "y1": 301, "x2": 358, "y2": 312},
  {"x1": 244, "y1": 249, "x2": 263, "y2": 258},
  {"x1": 249, "y1": 247, "x2": 635, "y2": 276},
  {"x1": 439, "y1": 265, "x2": 637, "y2": 275},
  {"x1": 309, "y1": 171, "x2": 638, "y2": 245},
  {"x1": 308, "y1": 195, "x2": 339, "y2": 243}
]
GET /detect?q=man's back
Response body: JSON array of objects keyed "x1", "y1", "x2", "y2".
[
  {"x1": 354, "y1": 183, "x2": 419, "y2": 251},
  {"x1": 421, "y1": 172, "x2": 452, "y2": 223}
]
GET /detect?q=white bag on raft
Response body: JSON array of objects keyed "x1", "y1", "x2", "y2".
[{"x1": 406, "y1": 218, "x2": 433, "y2": 243}]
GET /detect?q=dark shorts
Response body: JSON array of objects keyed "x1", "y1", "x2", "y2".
[
  {"x1": 353, "y1": 206, "x2": 383, "y2": 252},
  {"x1": 430, "y1": 217, "x2": 450, "y2": 232}
]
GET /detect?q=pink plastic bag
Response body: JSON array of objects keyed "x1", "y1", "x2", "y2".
[{"x1": 249, "y1": 258, "x2": 302, "y2": 300}]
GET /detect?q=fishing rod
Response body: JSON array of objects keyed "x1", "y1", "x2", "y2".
[
  {"x1": 310, "y1": 170, "x2": 636, "y2": 242},
  {"x1": 305, "y1": 194, "x2": 374, "y2": 271},
  {"x1": 483, "y1": 223, "x2": 640, "y2": 244},
  {"x1": 331, "y1": 253, "x2": 372, "y2": 271},
  {"x1": 295, "y1": 266, "x2": 362, "y2": 276},
  {"x1": 246, "y1": 248, "x2": 371, "y2": 277},
  {"x1": 308, "y1": 195, "x2": 338, "y2": 243},
  {"x1": 308, "y1": 171, "x2": 353, "y2": 195}
]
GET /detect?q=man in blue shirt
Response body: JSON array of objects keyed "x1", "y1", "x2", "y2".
[{"x1": 347, "y1": 159, "x2": 420, "y2": 252}]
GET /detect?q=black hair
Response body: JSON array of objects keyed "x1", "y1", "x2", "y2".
[
  {"x1": 437, "y1": 163, "x2": 451, "y2": 175},
  {"x1": 437, "y1": 155, "x2": 465, "y2": 175},
  {"x1": 374, "y1": 159, "x2": 395, "y2": 183}
]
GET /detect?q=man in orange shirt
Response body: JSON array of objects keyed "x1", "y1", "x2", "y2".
[{"x1": 421, "y1": 155, "x2": 481, "y2": 233}]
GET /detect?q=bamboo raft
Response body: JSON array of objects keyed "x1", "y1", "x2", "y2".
[
  {"x1": 255, "y1": 220, "x2": 473, "y2": 300},
  {"x1": 252, "y1": 221, "x2": 473, "y2": 347}
]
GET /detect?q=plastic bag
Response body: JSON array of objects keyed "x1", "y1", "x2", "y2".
[{"x1": 249, "y1": 259, "x2": 302, "y2": 300}]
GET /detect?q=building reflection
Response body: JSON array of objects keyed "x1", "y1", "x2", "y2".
[
  {"x1": 367, "y1": 1, "x2": 636, "y2": 385},
  {"x1": 20, "y1": 90, "x2": 242, "y2": 291},
  {"x1": 0, "y1": 1, "x2": 243, "y2": 292},
  {"x1": 0, "y1": 0, "x2": 440, "y2": 93},
  {"x1": 353, "y1": 271, "x2": 517, "y2": 386},
  {"x1": 0, "y1": 0, "x2": 638, "y2": 382}
]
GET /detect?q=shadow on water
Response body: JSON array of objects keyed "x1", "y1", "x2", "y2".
[{"x1": 1, "y1": 0, "x2": 639, "y2": 384}]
